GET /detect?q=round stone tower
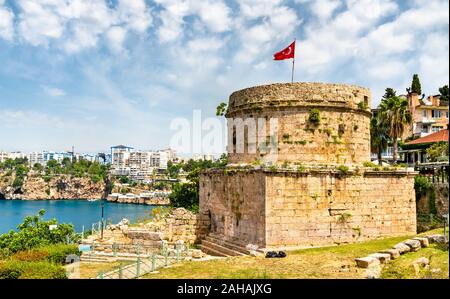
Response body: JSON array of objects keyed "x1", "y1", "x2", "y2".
[{"x1": 225, "y1": 82, "x2": 372, "y2": 166}]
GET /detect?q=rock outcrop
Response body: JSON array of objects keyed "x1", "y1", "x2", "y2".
[{"x1": 0, "y1": 174, "x2": 105, "y2": 200}]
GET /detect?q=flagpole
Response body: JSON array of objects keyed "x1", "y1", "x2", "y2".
[
  {"x1": 291, "y1": 57, "x2": 295, "y2": 83},
  {"x1": 291, "y1": 38, "x2": 296, "y2": 83}
]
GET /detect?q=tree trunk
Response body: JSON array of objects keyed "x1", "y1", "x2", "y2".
[
  {"x1": 377, "y1": 150, "x2": 382, "y2": 166},
  {"x1": 393, "y1": 138, "x2": 398, "y2": 164}
]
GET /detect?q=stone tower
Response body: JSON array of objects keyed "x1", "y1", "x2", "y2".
[{"x1": 199, "y1": 82, "x2": 416, "y2": 254}]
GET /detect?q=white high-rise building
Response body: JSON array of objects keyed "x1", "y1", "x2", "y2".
[
  {"x1": 29, "y1": 152, "x2": 45, "y2": 166},
  {"x1": 111, "y1": 145, "x2": 133, "y2": 176}
]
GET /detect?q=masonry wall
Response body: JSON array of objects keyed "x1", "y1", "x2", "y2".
[
  {"x1": 199, "y1": 169, "x2": 416, "y2": 248},
  {"x1": 265, "y1": 171, "x2": 417, "y2": 247},
  {"x1": 227, "y1": 109, "x2": 371, "y2": 165},
  {"x1": 199, "y1": 171, "x2": 266, "y2": 247},
  {"x1": 226, "y1": 82, "x2": 372, "y2": 166}
]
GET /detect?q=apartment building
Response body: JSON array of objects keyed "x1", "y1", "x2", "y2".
[
  {"x1": 28, "y1": 152, "x2": 45, "y2": 166},
  {"x1": 406, "y1": 93, "x2": 449, "y2": 138},
  {"x1": 110, "y1": 145, "x2": 176, "y2": 180},
  {"x1": 129, "y1": 151, "x2": 153, "y2": 181},
  {"x1": 0, "y1": 151, "x2": 27, "y2": 163},
  {"x1": 0, "y1": 152, "x2": 8, "y2": 163},
  {"x1": 111, "y1": 145, "x2": 133, "y2": 176}
]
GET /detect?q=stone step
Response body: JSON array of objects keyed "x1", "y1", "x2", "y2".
[
  {"x1": 201, "y1": 240, "x2": 246, "y2": 257},
  {"x1": 80, "y1": 257, "x2": 114, "y2": 263},
  {"x1": 199, "y1": 244, "x2": 230, "y2": 257},
  {"x1": 207, "y1": 232, "x2": 249, "y2": 247},
  {"x1": 204, "y1": 235, "x2": 252, "y2": 255}
]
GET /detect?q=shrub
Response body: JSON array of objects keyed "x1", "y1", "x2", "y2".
[
  {"x1": 308, "y1": 109, "x2": 321, "y2": 124},
  {"x1": 337, "y1": 165, "x2": 350, "y2": 175},
  {"x1": 12, "y1": 177, "x2": 24, "y2": 188},
  {"x1": 0, "y1": 210, "x2": 77, "y2": 253},
  {"x1": 27, "y1": 244, "x2": 79, "y2": 264},
  {"x1": 0, "y1": 260, "x2": 67, "y2": 279},
  {"x1": 358, "y1": 101, "x2": 368, "y2": 110},
  {"x1": 90, "y1": 174, "x2": 101, "y2": 183},
  {"x1": 414, "y1": 175, "x2": 433, "y2": 197},
  {"x1": 12, "y1": 250, "x2": 49, "y2": 262},
  {"x1": 363, "y1": 161, "x2": 377, "y2": 168}
]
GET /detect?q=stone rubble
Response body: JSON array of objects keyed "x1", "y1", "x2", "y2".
[{"x1": 355, "y1": 234, "x2": 447, "y2": 278}]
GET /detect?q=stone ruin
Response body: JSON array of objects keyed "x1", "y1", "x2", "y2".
[{"x1": 198, "y1": 82, "x2": 417, "y2": 255}]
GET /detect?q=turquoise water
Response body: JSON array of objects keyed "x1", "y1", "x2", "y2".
[{"x1": 0, "y1": 200, "x2": 158, "y2": 234}]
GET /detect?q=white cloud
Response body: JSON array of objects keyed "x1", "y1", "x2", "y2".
[
  {"x1": 155, "y1": 0, "x2": 231, "y2": 43},
  {"x1": 309, "y1": 0, "x2": 342, "y2": 22},
  {"x1": 42, "y1": 85, "x2": 66, "y2": 97},
  {"x1": 0, "y1": 0, "x2": 14, "y2": 41},
  {"x1": 106, "y1": 26, "x2": 127, "y2": 53},
  {"x1": 116, "y1": 0, "x2": 152, "y2": 33},
  {"x1": 234, "y1": 1, "x2": 300, "y2": 63},
  {"x1": 13, "y1": 0, "x2": 152, "y2": 53}
]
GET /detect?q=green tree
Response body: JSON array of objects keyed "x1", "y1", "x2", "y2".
[
  {"x1": 382, "y1": 88, "x2": 397, "y2": 99},
  {"x1": 216, "y1": 102, "x2": 227, "y2": 116},
  {"x1": 33, "y1": 163, "x2": 43, "y2": 173},
  {"x1": 411, "y1": 74, "x2": 422, "y2": 95},
  {"x1": 0, "y1": 209, "x2": 77, "y2": 253},
  {"x1": 439, "y1": 85, "x2": 449, "y2": 102},
  {"x1": 379, "y1": 96, "x2": 412, "y2": 163},
  {"x1": 426, "y1": 142, "x2": 449, "y2": 162},
  {"x1": 168, "y1": 156, "x2": 227, "y2": 212},
  {"x1": 370, "y1": 117, "x2": 389, "y2": 165}
]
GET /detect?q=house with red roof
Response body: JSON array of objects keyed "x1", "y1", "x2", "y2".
[{"x1": 401, "y1": 126, "x2": 449, "y2": 164}]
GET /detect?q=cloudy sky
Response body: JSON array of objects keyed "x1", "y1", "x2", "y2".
[{"x1": 0, "y1": 0, "x2": 448, "y2": 154}]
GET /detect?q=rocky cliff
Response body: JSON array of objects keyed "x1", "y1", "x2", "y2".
[{"x1": 0, "y1": 174, "x2": 105, "y2": 200}]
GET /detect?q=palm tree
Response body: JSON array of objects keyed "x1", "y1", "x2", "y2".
[
  {"x1": 370, "y1": 116, "x2": 389, "y2": 166},
  {"x1": 379, "y1": 96, "x2": 412, "y2": 164}
]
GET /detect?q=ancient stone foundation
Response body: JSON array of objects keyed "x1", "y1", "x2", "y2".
[
  {"x1": 199, "y1": 82, "x2": 417, "y2": 251},
  {"x1": 200, "y1": 168, "x2": 416, "y2": 248}
]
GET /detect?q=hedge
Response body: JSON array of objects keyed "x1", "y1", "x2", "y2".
[
  {"x1": 0, "y1": 260, "x2": 67, "y2": 279},
  {"x1": 11, "y1": 244, "x2": 80, "y2": 264}
]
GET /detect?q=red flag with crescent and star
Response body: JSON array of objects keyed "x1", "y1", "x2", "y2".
[{"x1": 273, "y1": 41, "x2": 295, "y2": 60}]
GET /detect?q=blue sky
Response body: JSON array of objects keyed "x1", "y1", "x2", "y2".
[{"x1": 0, "y1": 0, "x2": 448, "y2": 153}]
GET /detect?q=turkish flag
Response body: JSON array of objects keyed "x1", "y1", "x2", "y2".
[{"x1": 273, "y1": 41, "x2": 295, "y2": 60}]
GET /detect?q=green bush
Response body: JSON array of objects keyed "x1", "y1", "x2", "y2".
[
  {"x1": 0, "y1": 260, "x2": 67, "y2": 279},
  {"x1": 41, "y1": 244, "x2": 79, "y2": 263},
  {"x1": 337, "y1": 165, "x2": 350, "y2": 175},
  {"x1": 308, "y1": 109, "x2": 321, "y2": 124},
  {"x1": 90, "y1": 174, "x2": 101, "y2": 183},
  {"x1": 363, "y1": 161, "x2": 377, "y2": 168},
  {"x1": 414, "y1": 175, "x2": 433, "y2": 197},
  {"x1": 12, "y1": 177, "x2": 24, "y2": 188},
  {"x1": 357, "y1": 101, "x2": 368, "y2": 110},
  {"x1": 12, "y1": 244, "x2": 79, "y2": 264},
  {"x1": 0, "y1": 210, "x2": 77, "y2": 254}
]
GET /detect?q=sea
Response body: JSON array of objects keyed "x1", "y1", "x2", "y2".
[{"x1": 0, "y1": 199, "x2": 159, "y2": 234}]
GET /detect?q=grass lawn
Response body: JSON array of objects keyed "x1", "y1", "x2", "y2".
[
  {"x1": 143, "y1": 229, "x2": 448, "y2": 279},
  {"x1": 68, "y1": 261, "x2": 131, "y2": 279}
]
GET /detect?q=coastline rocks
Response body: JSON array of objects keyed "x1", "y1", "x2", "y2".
[{"x1": 0, "y1": 175, "x2": 105, "y2": 200}]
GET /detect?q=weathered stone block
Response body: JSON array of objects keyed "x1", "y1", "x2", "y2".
[
  {"x1": 379, "y1": 249, "x2": 400, "y2": 259},
  {"x1": 355, "y1": 257, "x2": 381, "y2": 268},
  {"x1": 403, "y1": 239, "x2": 421, "y2": 252},
  {"x1": 393, "y1": 243, "x2": 411, "y2": 254},
  {"x1": 413, "y1": 237, "x2": 429, "y2": 248},
  {"x1": 368, "y1": 253, "x2": 391, "y2": 264}
]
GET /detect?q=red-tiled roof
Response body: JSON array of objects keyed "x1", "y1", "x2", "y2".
[{"x1": 406, "y1": 129, "x2": 449, "y2": 145}]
